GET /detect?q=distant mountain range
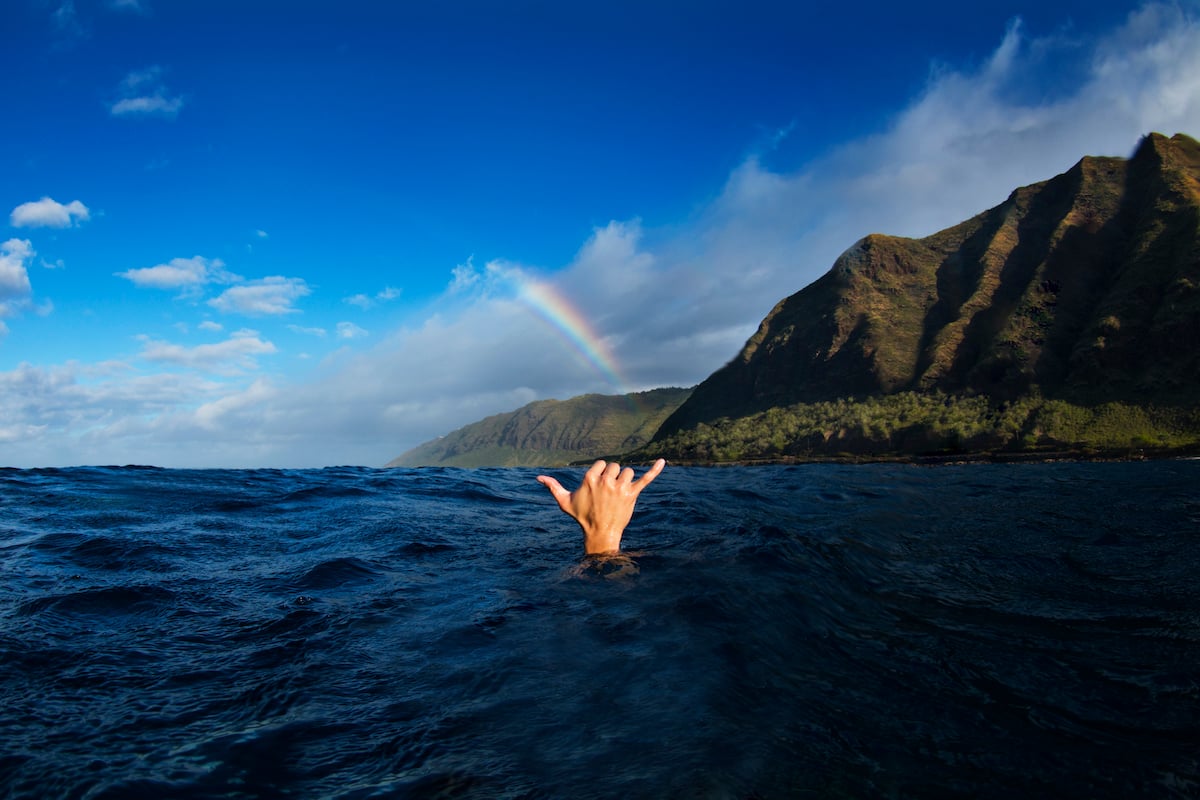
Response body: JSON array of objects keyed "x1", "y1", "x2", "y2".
[
  {"x1": 386, "y1": 388, "x2": 691, "y2": 467},
  {"x1": 391, "y1": 133, "x2": 1200, "y2": 467}
]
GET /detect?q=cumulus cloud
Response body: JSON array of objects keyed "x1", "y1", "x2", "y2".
[
  {"x1": 111, "y1": 95, "x2": 184, "y2": 116},
  {"x1": 742, "y1": 3, "x2": 1200, "y2": 258},
  {"x1": 342, "y1": 286, "x2": 400, "y2": 310},
  {"x1": 136, "y1": 329, "x2": 277, "y2": 374},
  {"x1": 110, "y1": 67, "x2": 184, "y2": 118},
  {"x1": 198, "y1": 320, "x2": 224, "y2": 332},
  {"x1": 6, "y1": 3, "x2": 1200, "y2": 467},
  {"x1": 117, "y1": 256, "x2": 239, "y2": 290},
  {"x1": 52, "y1": 1, "x2": 85, "y2": 43},
  {"x1": 0, "y1": 240, "x2": 35, "y2": 300},
  {"x1": 0, "y1": 360, "x2": 238, "y2": 466},
  {"x1": 118, "y1": 258, "x2": 311, "y2": 320},
  {"x1": 0, "y1": 239, "x2": 41, "y2": 337},
  {"x1": 10, "y1": 197, "x2": 91, "y2": 228},
  {"x1": 336, "y1": 322, "x2": 368, "y2": 339},
  {"x1": 288, "y1": 324, "x2": 327, "y2": 337},
  {"x1": 449, "y1": 257, "x2": 480, "y2": 292},
  {"x1": 193, "y1": 378, "x2": 275, "y2": 431},
  {"x1": 209, "y1": 276, "x2": 310, "y2": 315}
]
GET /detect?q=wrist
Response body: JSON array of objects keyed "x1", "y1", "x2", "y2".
[{"x1": 582, "y1": 525, "x2": 623, "y2": 555}]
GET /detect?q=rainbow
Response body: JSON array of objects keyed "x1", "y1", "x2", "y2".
[{"x1": 517, "y1": 279, "x2": 630, "y2": 395}]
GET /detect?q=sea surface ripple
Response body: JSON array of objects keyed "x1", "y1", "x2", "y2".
[{"x1": 0, "y1": 461, "x2": 1197, "y2": 799}]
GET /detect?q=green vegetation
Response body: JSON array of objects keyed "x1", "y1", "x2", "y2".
[
  {"x1": 628, "y1": 391, "x2": 1200, "y2": 463},
  {"x1": 387, "y1": 387, "x2": 692, "y2": 468}
]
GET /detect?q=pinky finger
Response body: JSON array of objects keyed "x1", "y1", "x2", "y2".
[{"x1": 634, "y1": 458, "x2": 666, "y2": 489}]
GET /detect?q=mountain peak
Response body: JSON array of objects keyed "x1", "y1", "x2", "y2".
[{"x1": 654, "y1": 133, "x2": 1200, "y2": 445}]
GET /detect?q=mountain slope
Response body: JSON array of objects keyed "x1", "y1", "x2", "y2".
[
  {"x1": 652, "y1": 132, "x2": 1200, "y2": 453},
  {"x1": 387, "y1": 387, "x2": 691, "y2": 467}
]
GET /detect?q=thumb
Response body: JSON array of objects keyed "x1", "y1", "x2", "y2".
[{"x1": 536, "y1": 475, "x2": 572, "y2": 512}]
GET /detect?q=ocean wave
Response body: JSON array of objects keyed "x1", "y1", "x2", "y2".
[{"x1": 0, "y1": 462, "x2": 1196, "y2": 798}]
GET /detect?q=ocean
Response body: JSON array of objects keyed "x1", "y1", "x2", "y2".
[{"x1": 0, "y1": 461, "x2": 1197, "y2": 799}]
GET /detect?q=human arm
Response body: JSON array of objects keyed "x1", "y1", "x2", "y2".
[{"x1": 536, "y1": 459, "x2": 666, "y2": 555}]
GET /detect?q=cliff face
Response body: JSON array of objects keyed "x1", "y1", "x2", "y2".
[
  {"x1": 387, "y1": 387, "x2": 691, "y2": 467},
  {"x1": 656, "y1": 133, "x2": 1200, "y2": 440}
]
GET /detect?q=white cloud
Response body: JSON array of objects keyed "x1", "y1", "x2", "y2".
[
  {"x1": 255, "y1": 229, "x2": 269, "y2": 238},
  {"x1": 52, "y1": 0, "x2": 85, "y2": 42},
  {"x1": 10, "y1": 197, "x2": 90, "y2": 228},
  {"x1": 344, "y1": 286, "x2": 403, "y2": 309},
  {"x1": 449, "y1": 257, "x2": 480, "y2": 292},
  {"x1": 758, "y1": 4, "x2": 1200, "y2": 255},
  {"x1": 0, "y1": 239, "x2": 42, "y2": 337},
  {"x1": 117, "y1": 256, "x2": 238, "y2": 290},
  {"x1": 199, "y1": 320, "x2": 224, "y2": 332},
  {"x1": 110, "y1": 67, "x2": 184, "y2": 118},
  {"x1": 0, "y1": 360, "x2": 248, "y2": 466},
  {"x1": 111, "y1": 95, "x2": 184, "y2": 116},
  {"x1": 336, "y1": 322, "x2": 368, "y2": 339},
  {"x1": 117, "y1": 66, "x2": 167, "y2": 91},
  {"x1": 0, "y1": 239, "x2": 34, "y2": 300},
  {"x1": 193, "y1": 378, "x2": 275, "y2": 430},
  {"x1": 288, "y1": 324, "x2": 327, "y2": 337},
  {"x1": 209, "y1": 276, "x2": 310, "y2": 315},
  {"x1": 136, "y1": 329, "x2": 277, "y2": 374}
]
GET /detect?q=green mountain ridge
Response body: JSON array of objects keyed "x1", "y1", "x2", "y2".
[
  {"x1": 386, "y1": 388, "x2": 692, "y2": 467},
  {"x1": 390, "y1": 133, "x2": 1200, "y2": 467},
  {"x1": 637, "y1": 132, "x2": 1200, "y2": 462}
]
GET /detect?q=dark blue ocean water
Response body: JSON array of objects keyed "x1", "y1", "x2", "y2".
[{"x1": 1, "y1": 462, "x2": 1197, "y2": 799}]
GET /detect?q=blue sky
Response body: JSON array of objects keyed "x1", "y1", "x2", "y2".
[{"x1": 3, "y1": 0, "x2": 1199, "y2": 468}]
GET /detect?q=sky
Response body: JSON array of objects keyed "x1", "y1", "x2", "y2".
[{"x1": 3, "y1": 0, "x2": 1200, "y2": 468}]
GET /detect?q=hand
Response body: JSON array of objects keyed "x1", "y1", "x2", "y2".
[{"x1": 537, "y1": 459, "x2": 666, "y2": 555}]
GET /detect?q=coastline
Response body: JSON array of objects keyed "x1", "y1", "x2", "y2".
[{"x1": 604, "y1": 444, "x2": 1200, "y2": 468}]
